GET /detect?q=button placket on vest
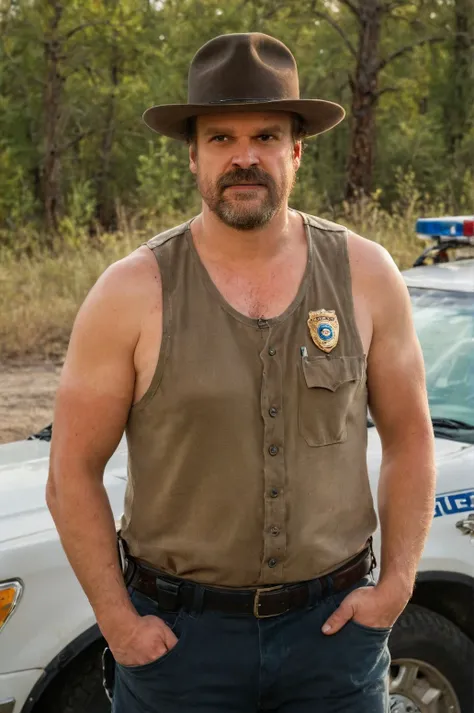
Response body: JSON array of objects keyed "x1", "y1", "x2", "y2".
[{"x1": 259, "y1": 326, "x2": 286, "y2": 583}]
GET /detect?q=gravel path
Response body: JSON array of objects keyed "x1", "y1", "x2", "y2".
[{"x1": 0, "y1": 362, "x2": 62, "y2": 444}]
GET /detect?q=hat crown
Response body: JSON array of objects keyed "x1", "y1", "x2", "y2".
[
  {"x1": 188, "y1": 33, "x2": 300, "y2": 105},
  {"x1": 142, "y1": 32, "x2": 345, "y2": 141}
]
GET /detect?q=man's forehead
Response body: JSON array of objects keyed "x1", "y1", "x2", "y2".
[{"x1": 196, "y1": 111, "x2": 293, "y2": 132}]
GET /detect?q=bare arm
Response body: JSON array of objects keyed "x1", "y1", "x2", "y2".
[
  {"x1": 46, "y1": 249, "x2": 175, "y2": 665},
  {"x1": 323, "y1": 238, "x2": 436, "y2": 634},
  {"x1": 367, "y1": 247, "x2": 436, "y2": 599}
]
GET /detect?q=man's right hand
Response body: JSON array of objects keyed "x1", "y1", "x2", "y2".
[{"x1": 108, "y1": 614, "x2": 179, "y2": 668}]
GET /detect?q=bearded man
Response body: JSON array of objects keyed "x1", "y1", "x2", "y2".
[{"x1": 47, "y1": 32, "x2": 436, "y2": 713}]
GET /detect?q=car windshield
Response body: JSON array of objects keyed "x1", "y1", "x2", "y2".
[{"x1": 409, "y1": 287, "x2": 474, "y2": 441}]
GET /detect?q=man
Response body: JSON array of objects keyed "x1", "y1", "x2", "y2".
[{"x1": 46, "y1": 32, "x2": 436, "y2": 713}]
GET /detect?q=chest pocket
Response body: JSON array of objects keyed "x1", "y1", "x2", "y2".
[{"x1": 299, "y1": 355, "x2": 366, "y2": 447}]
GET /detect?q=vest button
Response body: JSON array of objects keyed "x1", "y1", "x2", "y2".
[
  {"x1": 268, "y1": 445, "x2": 279, "y2": 456},
  {"x1": 269, "y1": 407, "x2": 278, "y2": 418},
  {"x1": 270, "y1": 488, "x2": 279, "y2": 498},
  {"x1": 268, "y1": 347, "x2": 276, "y2": 356},
  {"x1": 270, "y1": 526, "x2": 280, "y2": 537},
  {"x1": 268, "y1": 558, "x2": 278, "y2": 568}
]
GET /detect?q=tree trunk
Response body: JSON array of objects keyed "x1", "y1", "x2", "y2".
[
  {"x1": 444, "y1": 0, "x2": 473, "y2": 155},
  {"x1": 345, "y1": 0, "x2": 382, "y2": 201},
  {"x1": 42, "y1": 0, "x2": 64, "y2": 237},
  {"x1": 96, "y1": 44, "x2": 119, "y2": 231}
]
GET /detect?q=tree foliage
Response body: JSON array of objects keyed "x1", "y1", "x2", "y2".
[{"x1": 0, "y1": 0, "x2": 472, "y2": 245}]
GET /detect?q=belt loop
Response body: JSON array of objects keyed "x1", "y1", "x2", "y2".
[
  {"x1": 155, "y1": 577, "x2": 181, "y2": 611},
  {"x1": 307, "y1": 576, "x2": 323, "y2": 606},
  {"x1": 323, "y1": 574, "x2": 334, "y2": 598},
  {"x1": 191, "y1": 584, "x2": 205, "y2": 616}
]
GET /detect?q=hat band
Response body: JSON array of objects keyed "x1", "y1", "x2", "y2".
[{"x1": 206, "y1": 97, "x2": 286, "y2": 105}]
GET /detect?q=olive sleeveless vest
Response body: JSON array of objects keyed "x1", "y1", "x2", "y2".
[{"x1": 120, "y1": 211, "x2": 377, "y2": 587}]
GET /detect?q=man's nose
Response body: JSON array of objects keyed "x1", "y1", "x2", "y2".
[{"x1": 231, "y1": 140, "x2": 259, "y2": 168}]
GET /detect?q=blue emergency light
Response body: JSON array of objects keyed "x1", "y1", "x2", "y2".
[{"x1": 416, "y1": 216, "x2": 474, "y2": 242}]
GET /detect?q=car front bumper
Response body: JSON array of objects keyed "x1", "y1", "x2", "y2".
[{"x1": 0, "y1": 669, "x2": 43, "y2": 713}]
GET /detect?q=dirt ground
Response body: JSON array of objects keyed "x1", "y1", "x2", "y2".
[{"x1": 0, "y1": 362, "x2": 63, "y2": 444}]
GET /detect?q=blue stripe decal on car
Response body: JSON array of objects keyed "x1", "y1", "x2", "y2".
[{"x1": 435, "y1": 490, "x2": 474, "y2": 518}]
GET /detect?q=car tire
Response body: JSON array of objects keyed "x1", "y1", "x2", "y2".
[
  {"x1": 34, "y1": 641, "x2": 111, "y2": 713},
  {"x1": 389, "y1": 603, "x2": 474, "y2": 713}
]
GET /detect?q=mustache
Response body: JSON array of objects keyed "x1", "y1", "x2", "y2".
[{"x1": 217, "y1": 168, "x2": 274, "y2": 191}]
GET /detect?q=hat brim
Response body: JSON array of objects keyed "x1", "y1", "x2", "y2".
[{"x1": 142, "y1": 99, "x2": 345, "y2": 141}]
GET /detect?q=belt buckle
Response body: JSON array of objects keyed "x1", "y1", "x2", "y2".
[{"x1": 253, "y1": 585, "x2": 286, "y2": 619}]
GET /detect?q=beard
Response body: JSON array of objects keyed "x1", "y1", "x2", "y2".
[{"x1": 196, "y1": 164, "x2": 295, "y2": 231}]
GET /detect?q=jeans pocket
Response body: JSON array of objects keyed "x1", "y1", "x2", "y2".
[
  {"x1": 117, "y1": 589, "x2": 189, "y2": 673},
  {"x1": 347, "y1": 618, "x2": 393, "y2": 635},
  {"x1": 331, "y1": 576, "x2": 393, "y2": 635}
]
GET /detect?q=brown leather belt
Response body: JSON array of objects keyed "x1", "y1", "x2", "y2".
[{"x1": 125, "y1": 543, "x2": 375, "y2": 619}]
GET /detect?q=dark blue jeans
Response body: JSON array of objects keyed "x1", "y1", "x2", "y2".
[{"x1": 107, "y1": 574, "x2": 391, "y2": 712}]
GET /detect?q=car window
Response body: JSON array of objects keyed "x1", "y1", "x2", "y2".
[{"x1": 409, "y1": 287, "x2": 474, "y2": 433}]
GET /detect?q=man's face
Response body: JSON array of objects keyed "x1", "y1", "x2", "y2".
[{"x1": 189, "y1": 112, "x2": 302, "y2": 231}]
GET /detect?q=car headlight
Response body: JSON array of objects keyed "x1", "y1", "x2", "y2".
[{"x1": 0, "y1": 580, "x2": 23, "y2": 632}]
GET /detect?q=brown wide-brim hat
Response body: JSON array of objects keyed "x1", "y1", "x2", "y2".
[{"x1": 143, "y1": 33, "x2": 345, "y2": 142}]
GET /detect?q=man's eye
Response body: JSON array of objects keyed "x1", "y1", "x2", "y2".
[
  {"x1": 258, "y1": 134, "x2": 275, "y2": 142},
  {"x1": 211, "y1": 135, "x2": 227, "y2": 143}
]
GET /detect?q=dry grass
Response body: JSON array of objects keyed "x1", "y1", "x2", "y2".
[
  {"x1": 0, "y1": 205, "x2": 424, "y2": 362},
  {"x1": 0, "y1": 230, "x2": 144, "y2": 361},
  {"x1": 336, "y1": 200, "x2": 422, "y2": 269}
]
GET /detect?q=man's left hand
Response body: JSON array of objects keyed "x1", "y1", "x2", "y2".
[{"x1": 321, "y1": 582, "x2": 409, "y2": 635}]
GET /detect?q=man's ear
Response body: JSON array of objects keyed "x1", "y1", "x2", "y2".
[
  {"x1": 189, "y1": 143, "x2": 197, "y2": 174},
  {"x1": 293, "y1": 140, "x2": 302, "y2": 172}
]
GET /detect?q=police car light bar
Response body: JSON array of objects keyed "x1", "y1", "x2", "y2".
[{"x1": 416, "y1": 216, "x2": 474, "y2": 244}]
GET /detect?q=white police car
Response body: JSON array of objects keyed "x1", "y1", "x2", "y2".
[
  {"x1": 0, "y1": 217, "x2": 473, "y2": 713},
  {"x1": 372, "y1": 216, "x2": 474, "y2": 713}
]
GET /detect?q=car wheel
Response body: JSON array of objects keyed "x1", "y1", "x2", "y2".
[
  {"x1": 388, "y1": 603, "x2": 474, "y2": 713},
  {"x1": 34, "y1": 641, "x2": 110, "y2": 713}
]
